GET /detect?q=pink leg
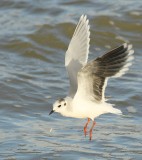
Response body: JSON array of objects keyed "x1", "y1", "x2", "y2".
[
  {"x1": 84, "y1": 118, "x2": 90, "y2": 137},
  {"x1": 89, "y1": 121, "x2": 96, "y2": 141}
]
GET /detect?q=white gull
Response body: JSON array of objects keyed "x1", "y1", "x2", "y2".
[{"x1": 49, "y1": 15, "x2": 134, "y2": 140}]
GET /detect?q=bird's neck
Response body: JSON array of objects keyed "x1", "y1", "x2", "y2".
[{"x1": 61, "y1": 97, "x2": 73, "y2": 117}]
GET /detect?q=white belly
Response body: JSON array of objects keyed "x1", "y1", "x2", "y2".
[{"x1": 72, "y1": 99, "x2": 108, "y2": 120}]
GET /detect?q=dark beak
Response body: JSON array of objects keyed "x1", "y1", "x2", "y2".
[{"x1": 49, "y1": 110, "x2": 54, "y2": 115}]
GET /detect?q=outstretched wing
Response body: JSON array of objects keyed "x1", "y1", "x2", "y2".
[
  {"x1": 74, "y1": 43, "x2": 134, "y2": 102},
  {"x1": 65, "y1": 15, "x2": 90, "y2": 97}
]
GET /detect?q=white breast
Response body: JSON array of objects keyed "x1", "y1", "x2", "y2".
[{"x1": 72, "y1": 98, "x2": 108, "y2": 120}]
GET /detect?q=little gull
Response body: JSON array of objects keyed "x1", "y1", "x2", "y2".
[{"x1": 49, "y1": 15, "x2": 134, "y2": 140}]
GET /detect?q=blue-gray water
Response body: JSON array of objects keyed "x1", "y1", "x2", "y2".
[{"x1": 0, "y1": 0, "x2": 142, "y2": 160}]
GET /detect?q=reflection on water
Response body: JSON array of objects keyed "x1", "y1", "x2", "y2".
[{"x1": 0, "y1": 0, "x2": 142, "y2": 159}]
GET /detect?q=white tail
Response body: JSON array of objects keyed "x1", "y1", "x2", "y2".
[{"x1": 110, "y1": 107, "x2": 122, "y2": 115}]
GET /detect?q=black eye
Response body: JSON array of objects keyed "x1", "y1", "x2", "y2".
[
  {"x1": 64, "y1": 103, "x2": 66, "y2": 106},
  {"x1": 58, "y1": 105, "x2": 61, "y2": 108}
]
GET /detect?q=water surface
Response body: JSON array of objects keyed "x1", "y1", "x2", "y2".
[{"x1": 0, "y1": 0, "x2": 142, "y2": 159}]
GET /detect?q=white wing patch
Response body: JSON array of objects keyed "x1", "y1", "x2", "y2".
[
  {"x1": 65, "y1": 15, "x2": 90, "y2": 97},
  {"x1": 65, "y1": 15, "x2": 90, "y2": 66}
]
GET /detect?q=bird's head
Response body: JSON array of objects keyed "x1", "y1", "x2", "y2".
[{"x1": 49, "y1": 98, "x2": 67, "y2": 115}]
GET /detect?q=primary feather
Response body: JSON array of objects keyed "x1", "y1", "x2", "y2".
[
  {"x1": 65, "y1": 15, "x2": 90, "y2": 97},
  {"x1": 74, "y1": 43, "x2": 134, "y2": 103}
]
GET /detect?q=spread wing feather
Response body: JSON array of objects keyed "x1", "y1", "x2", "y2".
[
  {"x1": 74, "y1": 43, "x2": 134, "y2": 102},
  {"x1": 65, "y1": 15, "x2": 90, "y2": 97}
]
